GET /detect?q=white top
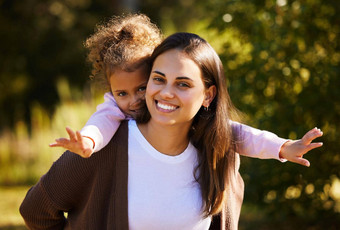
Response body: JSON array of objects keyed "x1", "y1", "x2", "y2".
[
  {"x1": 81, "y1": 92, "x2": 287, "y2": 161},
  {"x1": 128, "y1": 120, "x2": 212, "y2": 230}
]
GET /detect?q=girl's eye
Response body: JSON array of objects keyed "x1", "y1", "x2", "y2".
[
  {"x1": 117, "y1": 92, "x2": 127, "y2": 97},
  {"x1": 138, "y1": 86, "x2": 146, "y2": 92}
]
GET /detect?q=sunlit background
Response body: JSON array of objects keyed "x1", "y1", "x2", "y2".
[{"x1": 0, "y1": 0, "x2": 339, "y2": 229}]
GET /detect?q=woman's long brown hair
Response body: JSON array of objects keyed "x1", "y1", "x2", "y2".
[{"x1": 149, "y1": 32, "x2": 239, "y2": 216}]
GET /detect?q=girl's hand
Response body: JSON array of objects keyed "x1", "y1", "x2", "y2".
[
  {"x1": 279, "y1": 127, "x2": 323, "y2": 167},
  {"x1": 49, "y1": 127, "x2": 94, "y2": 158}
]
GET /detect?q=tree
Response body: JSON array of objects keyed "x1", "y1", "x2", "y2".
[{"x1": 0, "y1": 0, "x2": 123, "y2": 130}]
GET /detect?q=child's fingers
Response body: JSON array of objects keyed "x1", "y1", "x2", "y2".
[
  {"x1": 305, "y1": 142, "x2": 323, "y2": 153},
  {"x1": 49, "y1": 142, "x2": 60, "y2": 147},
  {"x1": 288, "y1": 155, "x2": 310, "y2": 167},
  {"x1": 53, "y1": 138, "x2": 71, "y2": 147},
  {"x1": 301, "y1": 128, "x2": 323, "y2": 145},
  {"x1": 82, "y1": 149, "x2": 93, "y2": 158},
  {"x1": 76, "y1": 131, "x2": 83, "y2": 143},
  {"x1": 49, "y1": 137, "x2": 70, "y2": 147},
  {"x1": 66, "y1": 127, "x2": 77, "y2": 142},
  {"x1": 295, "y1": 158, "x2": 310, "y2": 167}
]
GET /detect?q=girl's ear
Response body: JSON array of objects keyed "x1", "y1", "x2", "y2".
[{"x1": 203, "y1": 85, "x2": 216, "y2": 107}]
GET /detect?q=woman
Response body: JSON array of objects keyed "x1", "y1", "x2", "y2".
[{"x1": 20, "y1": 32, "x2": 323, "y2": 229}]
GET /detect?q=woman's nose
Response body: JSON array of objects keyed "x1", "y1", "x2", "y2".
[{"x1": 159, "y1": 84, "x2": 174, "y2": 99}]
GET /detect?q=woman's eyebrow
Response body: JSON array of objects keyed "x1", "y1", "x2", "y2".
[
  {"x1": 152, "y1": 70, "x2": 165, "y2": 76},
  {"x1": 152, "y1": 71, "x2": 193, "y2": 81},
  {"x1": 176, "y1": 76, "x2": 193, "y2": 81}
]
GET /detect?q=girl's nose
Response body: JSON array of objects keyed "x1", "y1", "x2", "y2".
[{"x1": 130, "y1": 94, "x2": 144, "y2": 109}]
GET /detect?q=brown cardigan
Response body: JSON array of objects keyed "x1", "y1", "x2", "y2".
[{"x1": 20, "y1": 121, "x2": 244, "y2": 229}]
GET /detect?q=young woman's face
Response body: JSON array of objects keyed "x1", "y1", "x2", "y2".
[
  {"x1": 146, "y1": 49, "x2": 214, "y2": 127},
  {"x1": 109, "y1": 66, "x2": 148, "y2": 118}
]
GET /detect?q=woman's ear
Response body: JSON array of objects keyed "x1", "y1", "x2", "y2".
[{"x1": 203, "y1": 85, "x2": 216, "y2": 107}]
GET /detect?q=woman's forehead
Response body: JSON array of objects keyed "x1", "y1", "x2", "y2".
[{"x1": 152, "y1": 50, "x2": 201, "y2": 75}]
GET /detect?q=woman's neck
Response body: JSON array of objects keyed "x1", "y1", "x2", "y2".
[{"x1": 137, "y1": 120, "x2": 191, "y2": 156}]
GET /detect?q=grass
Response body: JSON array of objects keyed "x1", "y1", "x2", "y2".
[{"x1": 0, "y1": 186, "x2": 29, "y2": 229}]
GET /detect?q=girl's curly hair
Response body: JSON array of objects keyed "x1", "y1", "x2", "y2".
[{"x1": 85, "y1": 13, "x2": 162, "y2": 88}]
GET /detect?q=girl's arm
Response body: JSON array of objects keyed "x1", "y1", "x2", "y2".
[
  {"x1": 80, "y1": 92, "x2": 125, "y2": 152},
  {"x1": 232, "y1": 121, "x2": 323, "y2": 166},
  {"x1": 50, "y1": 93, "x2": 125, "y2": 157},
  {"x1": 232, "y1": 121, "x2": 287, "y2": 160}
]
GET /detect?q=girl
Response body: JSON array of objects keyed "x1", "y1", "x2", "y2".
[{"x1": 50, "y1": 13, "x2": 162, "y2": 156}]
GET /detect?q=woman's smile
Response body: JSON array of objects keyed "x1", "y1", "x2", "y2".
[{"x1": 155, "y1": 100, "x2": 179, "y2": 113}]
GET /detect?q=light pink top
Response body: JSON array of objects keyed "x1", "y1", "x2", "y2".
[{"x1": 81, "y1": 92, "x2": 287, "y2": 161}]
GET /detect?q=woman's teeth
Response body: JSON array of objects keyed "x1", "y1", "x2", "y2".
[{"x1": 157, "y1": 102, "x2": 177, "y2": 111}]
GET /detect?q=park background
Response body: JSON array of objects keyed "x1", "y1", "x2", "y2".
[{"x1": 0, "y1": 0, "x2": 339, "y2": 229}]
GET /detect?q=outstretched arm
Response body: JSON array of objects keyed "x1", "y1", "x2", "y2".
[
  {"x1": 232, "y1": 121, "x2": 288, "y2": 161},
  {"x1": 279, "y1": 127, "x2": 323, "y2": 167},
  {"x1": 232, "y1": 121, "x2": 323, "y2": 166},
  {"x1": 49, "y1": 127, "x2": 94, "y2": 158},
  {"x1": 49, "y1": 92, "x2": 125, "y2": 157}
]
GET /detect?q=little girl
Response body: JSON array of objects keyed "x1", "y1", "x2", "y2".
[
  {"x1": 50, "y1": 13, "x2": 162, "y2": 156},
  {"x1": 50, "y1": 13, "x2": 323, "y2": 166}
]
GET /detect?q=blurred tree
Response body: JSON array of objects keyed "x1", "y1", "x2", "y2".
[{"x1": 0, "y1": 0, "x2": 124, "y2": 130}]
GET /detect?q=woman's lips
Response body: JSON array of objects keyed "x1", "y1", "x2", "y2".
[{"x1": 156, "y1": 100, "x2": 178, "y2": 112}]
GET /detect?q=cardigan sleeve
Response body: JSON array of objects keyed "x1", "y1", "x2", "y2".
[
  {"x1": 20, "y1": 179, "x2": 67, "y2": 229},
  {"x1": 20, "y1": 151, "x2": 97, "y2": 229},
  {"x1": 231, "y1": 121, "x2": 288, "y2": 162},
  {"x1": 80, "y1": 92, "x2": 126, "y2": 152}
]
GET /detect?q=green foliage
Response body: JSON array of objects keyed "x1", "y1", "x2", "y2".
[{"x1": 0, "y1": 0, "x2": 120, "y2": 130}]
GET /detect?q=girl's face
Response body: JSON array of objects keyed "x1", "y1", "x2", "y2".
[
  {"x1": 146, "y1": 49, "x2": 215, "y2": 128},
  {"x1": 109, "y1": 66, "x2": 148, "y2": 118}
]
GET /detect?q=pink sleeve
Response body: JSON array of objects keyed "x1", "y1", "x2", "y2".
[
  {"x1": 80, "y1": 92, "x2": 126, "y2": 152},
  {"x1": 231, "y1": 121, "x2": 288, "y2": 162}
]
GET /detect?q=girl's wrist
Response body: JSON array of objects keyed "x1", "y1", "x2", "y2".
[
  {"x1": 82, "y1": 136, "x2": 95, "y2": 150},
  {"x1": 279, "y1": 140, "x2": 293, "y2": 160}
]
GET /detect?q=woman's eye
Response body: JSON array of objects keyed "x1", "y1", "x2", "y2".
[
  {"x1": 178, "y1": 82, "x2": 190, "y2": 88},
  {"x1": 117, "y1": 92, "x2": 127, "y2": 97},
  {"x1": 153, "y1": 77, "x2": 165, "y2": 83}
]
